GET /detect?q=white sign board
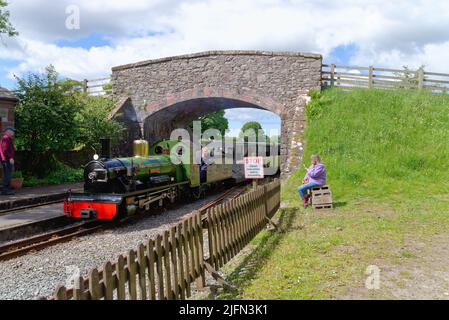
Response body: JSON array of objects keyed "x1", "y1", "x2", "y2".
[{"x1": 244, "y1": 157, "x2": 264, "y2": 179}]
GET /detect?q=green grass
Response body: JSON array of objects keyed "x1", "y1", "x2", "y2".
[
  {"x1": 217, "y1": 88, "x2": 449, "y2": 300},
  {"x1": 283, "y1": 87, "x2": 449, "y2": 210}
]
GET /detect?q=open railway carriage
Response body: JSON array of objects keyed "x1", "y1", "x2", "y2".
[{"x1": 64, "y1": 139, "x2": 233, "y2": 220}]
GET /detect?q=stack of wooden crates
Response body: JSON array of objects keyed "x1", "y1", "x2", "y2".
[{"x1": 310, "y1": 185, "x2": 333, "y2": 209}]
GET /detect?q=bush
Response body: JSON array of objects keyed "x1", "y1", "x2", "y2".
[
  {"x1": 14, "y1": 65, "x2": 123, "y2": 177},
  {"x1": 23, "y1": 163, "x2": 83, "y2": 187},
  {"x1": 14, "y1": 66, "x2": 81, "y2": 176},
  {"x1": 12, "y1": 171, "x2": 23, "y2": 179},
  {"x1": 305, "y1": 89, "x2": 331, "y2": 120},
  {"x1": 75, "y1": 95, "x2": 123, "y2": 151}
]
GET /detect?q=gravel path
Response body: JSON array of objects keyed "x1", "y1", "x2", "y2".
[{"x1": 0, "y1": 194, "x2": 219, "y2": 300}]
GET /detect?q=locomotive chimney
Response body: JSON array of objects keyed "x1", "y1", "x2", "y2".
[{"x1": 100, "y1": 138, "x2": 112, "y2": 159}]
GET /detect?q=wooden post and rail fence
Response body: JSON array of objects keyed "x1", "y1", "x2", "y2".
[
  {"x1": 52, "y1": 179, "x2": 280, "y2": 300},
  {"x1": 322, "y1": 64, "x2": 449, "y2": 93}
]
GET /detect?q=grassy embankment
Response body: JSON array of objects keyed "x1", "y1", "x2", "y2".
[{"x1": 218, "y1": 87, "x2": 449, "y2": 299}]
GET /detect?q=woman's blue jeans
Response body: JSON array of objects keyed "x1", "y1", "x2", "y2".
[{"x1": 297, "y1": 182, "x2": 319, "y2": 199}]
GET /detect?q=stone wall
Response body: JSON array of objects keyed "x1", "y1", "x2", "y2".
[{"x1": 111, "y1": 50, "x2": 322, "y2": 176}]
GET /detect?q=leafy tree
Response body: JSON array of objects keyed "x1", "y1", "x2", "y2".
[
  {"x1": 75, "y1": 95, "x2": 123, "y2": 152},
  {"x1": 0, "y1": 1, "x2": 18, "y2": 37},
  {"x1": 190, "y1": 110, "x2": 229, "y2": 136},
  {"x1": 240, "y1": 121, "x2": 265, "y2": 136},
  {"x1": 14, "y1": 66, "x2": 122, "y2": 176},
  {"x1": 239, "y1": 121, "x2": 267, "y2": 143},
  {"x1": 14, "y1": 66, "x2": 81, "y2": 176}
]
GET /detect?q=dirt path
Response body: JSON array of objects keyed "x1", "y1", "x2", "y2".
[{"x1": 341, "y1": 233, "x2": 449, "y2": 300}]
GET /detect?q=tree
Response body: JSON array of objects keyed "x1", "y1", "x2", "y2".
[
  {"x1": 0, "y1": 1, "x2": 18, "y2": 37},
  {"x1": 189, "y1": 110, "x2": 229, "y2": 136},
  {"x1": 240, "y1": 121, "x2": 265, "y2": 137},
  {"x1": 13, "y1": 66, "x2": 123, "y2": 176},
  {"x1": 14, "y1": 66, "x2": 81, "y2": 176},
  {"x1": 239, "y1": 121, "x2": 267, "y2": 144},
  {"x1": 75, "y1": 95, "x2": 123, "y2": 151}
]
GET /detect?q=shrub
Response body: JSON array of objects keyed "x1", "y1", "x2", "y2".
[
  {"x1": 23, "y1": 162, "x2": 83, "y2": 187},
  {"x1": 12, "y1": 170, "x2": 23, "y2": 179}
]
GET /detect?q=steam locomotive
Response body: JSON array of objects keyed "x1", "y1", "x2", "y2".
[{"x1": 64, "y1": 139, "x2": 234, "y2": 220}]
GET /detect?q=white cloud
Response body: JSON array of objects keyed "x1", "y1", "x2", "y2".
[{"x1": 2, "y1": 0, "x2": 449, "y2": 83}]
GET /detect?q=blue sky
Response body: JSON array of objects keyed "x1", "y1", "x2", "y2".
[{"x1": 2, "y1": 0, "x2": 449, "y2": 134}]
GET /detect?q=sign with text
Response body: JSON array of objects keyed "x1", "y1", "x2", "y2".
[{"x1": 244, "y1": 157, "x2": 264, "y2": 179}]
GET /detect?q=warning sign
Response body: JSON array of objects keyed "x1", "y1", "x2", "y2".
[{"x1": 244, "y1": 157, "x2": 264, "y2": 179}]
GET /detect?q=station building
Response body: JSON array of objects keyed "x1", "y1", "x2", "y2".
[{"x1": 0, "y1": 86, "x2": 17, "y2": 131}]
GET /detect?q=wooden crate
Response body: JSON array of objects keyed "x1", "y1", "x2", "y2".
[
  {"x1": 310, "y1": 185, "x2": 333, "y2": 209},
  {"x1": 313, "y1": 203, "x2": 333, "y2": 210}
]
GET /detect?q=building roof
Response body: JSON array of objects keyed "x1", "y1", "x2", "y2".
[{"x1": 0, "y1": 86, "x2": 18, "y2": 101}]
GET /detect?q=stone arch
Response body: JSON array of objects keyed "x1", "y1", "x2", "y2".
[{"x1": 111, "y1": 50, "x2": 322, "y2": 176}]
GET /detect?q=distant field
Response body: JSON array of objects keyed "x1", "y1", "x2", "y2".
[{"x1": 218, "y1": 88, "x2": 449, "y2": 299}]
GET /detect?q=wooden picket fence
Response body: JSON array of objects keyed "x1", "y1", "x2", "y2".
[
  {"x1": 206, "y1": 181, "x2": 280, "y2": 270},
  {"x1": 53, "y1": 179, "x2": 280, "y2": 300}
]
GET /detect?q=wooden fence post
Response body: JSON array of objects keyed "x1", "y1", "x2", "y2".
[
  {"x1": 54, "y1": 286, "x2": 67, "y2": 300},
  {"x1": 368, "y1": 66, "x2": 374, "y2": 88},
  {"x1": 194, "y1": 213, "x2": 206, "y2": 290},
  {"x1": 83, "y1": 79, "x2": 88, "y2": 93},
  {"x1": 330, "y1": 64, "x2": 335, "y2": 87},
  {"x1": 103, "y1": 262, "x2": 114, "y2": 300},
  {"x1": 418, "y1": 68, "x2": 425, "y2": 90},
  {"x1": 88, "y1": 268, "x2": 102, "y2": 300}
]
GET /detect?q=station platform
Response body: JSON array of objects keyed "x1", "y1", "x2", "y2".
[
  {"x1": 0, "y1": 203, "x2": 64, "y2": 232},
  {"x1": 0, "y1": 182, "x2": 83, "y2": 213}
]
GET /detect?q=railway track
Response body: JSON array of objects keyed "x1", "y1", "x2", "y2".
[{"x1": 0, "y1": 185, "x2": 247, "y2": 262}]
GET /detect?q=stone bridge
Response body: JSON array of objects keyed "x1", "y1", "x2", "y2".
[{"x1": 111, "y1": 50, "x2": 322, "y2": 176}]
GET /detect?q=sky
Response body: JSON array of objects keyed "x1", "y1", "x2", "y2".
[{"x1": 1, "y1": 0, "x2": 449, "y2": 133}]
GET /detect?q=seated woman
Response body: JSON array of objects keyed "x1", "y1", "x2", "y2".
[{"x1": 297, "y1": 154, "x2": 327, "y2": 208}]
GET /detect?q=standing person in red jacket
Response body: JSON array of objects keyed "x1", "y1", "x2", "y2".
[{"x1": 0, "y1": 127, "x2": 16, "y2": 195}]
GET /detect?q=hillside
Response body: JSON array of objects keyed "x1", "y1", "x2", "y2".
[
  {"x1": 219, "y1": 88, "x2": 449, "y2": 299},
  {"x1": 283, "y1": 87, "x2": 449, "y2": 209}
]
